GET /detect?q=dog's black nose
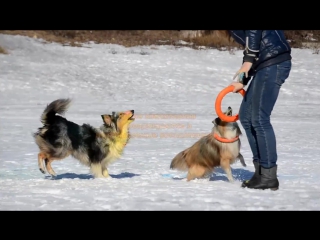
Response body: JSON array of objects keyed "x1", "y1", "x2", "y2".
[
  {"x1": 228, "y1": 106, "x2": 231, "y2": 110},
  {"x1": 131, "y1": 110, "x2": 134, "y2": 114}
]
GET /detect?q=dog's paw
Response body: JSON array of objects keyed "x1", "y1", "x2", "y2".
[
  {"x1": 48, "y1": 170, "x2": 56, "y2": 177},
  {"x1": 39, "y1": 168, "x2": 46, "y2": 174},
  {"x1": 102, "y1": 169, "x2": 110, "y2": 178}
]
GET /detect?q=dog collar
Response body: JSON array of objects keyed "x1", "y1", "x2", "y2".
[{"x1": 213, "y1": 133, "x2": 239, "y2": 143}]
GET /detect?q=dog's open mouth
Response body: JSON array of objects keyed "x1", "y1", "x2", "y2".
[
  {"x1": 226, "y1": 106, "x2": 232, "y2": 116},
  {"x1": 128, "y1": 110, "x2": 135, "y2": 120}
]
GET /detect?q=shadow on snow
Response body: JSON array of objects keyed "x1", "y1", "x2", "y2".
[{"x1": 45, "y1": 172, "x2": 140, "y2": 180}]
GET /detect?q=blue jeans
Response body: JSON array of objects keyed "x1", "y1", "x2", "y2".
[{"x1": 239, "y1": 60, "x2": 291, "y2": 169}]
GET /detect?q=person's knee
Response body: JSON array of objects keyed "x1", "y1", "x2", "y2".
[
  {"x1": 239, "y1": 106, "x2": 249, "y2": 127},
  {"x1": 252, "y1": 116, "x2": 271, "y2": 130},
  {"x1": 239, "y1": 113, "x2": 247, "y2": 126}
]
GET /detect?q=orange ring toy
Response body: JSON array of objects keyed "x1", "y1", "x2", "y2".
[{"x1": 215, "y1": 85, "x2": 246, "y2": 122}]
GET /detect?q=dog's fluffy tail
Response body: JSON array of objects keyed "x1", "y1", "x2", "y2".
[
  {"x1": 170, "y1": 149, "x2": 189, "y2": 171},
  {"x1": 40, "y1": 98, "x2": 72, "y2": 125}
]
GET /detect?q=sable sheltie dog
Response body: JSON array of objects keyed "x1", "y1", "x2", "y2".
[
  {"x1": 170, "y1": 106, "x2": 246, "y2": 182},
  {"x1": 33, "y1": 98, "x2": 135, "y2": 178}
]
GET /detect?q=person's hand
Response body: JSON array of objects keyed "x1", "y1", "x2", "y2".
[
  {"x1": 230, "y1": 82, "x2": 244, "y2": 93},
  {"x1": 233, "y1": 62, "x2": 253, "y2": 80}
]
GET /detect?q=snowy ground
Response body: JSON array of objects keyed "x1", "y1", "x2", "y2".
[{"x1": 1, "y1": 34, "x2": 320, "y2": 210}]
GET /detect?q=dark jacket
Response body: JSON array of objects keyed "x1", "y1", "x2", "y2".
[{"x1": 229, "y1": 30, "x2": 292, "y2": 85}]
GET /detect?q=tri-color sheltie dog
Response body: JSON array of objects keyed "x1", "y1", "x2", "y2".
[
  {"x1": 170, "y1": 106, "x2": 246, "y2": 182},
  {"x1": 33, "y1": 98, "x2": 135, "y2": 178}
]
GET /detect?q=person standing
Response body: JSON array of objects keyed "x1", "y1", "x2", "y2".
[{"x1": 228, "y1": 30, "x2": 292, "y2": 190}]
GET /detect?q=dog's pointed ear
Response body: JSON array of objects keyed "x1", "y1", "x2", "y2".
[{"x1": 101, "y1": 114, "x2": 112, "y2": 126}]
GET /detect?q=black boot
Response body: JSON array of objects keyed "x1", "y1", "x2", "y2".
[
  {"x1": 241, "y1": 161, "x2": 260, "y2": 188},
  {"x1": 242, "y1": 165, "x2": 279, "y2": 191}
]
